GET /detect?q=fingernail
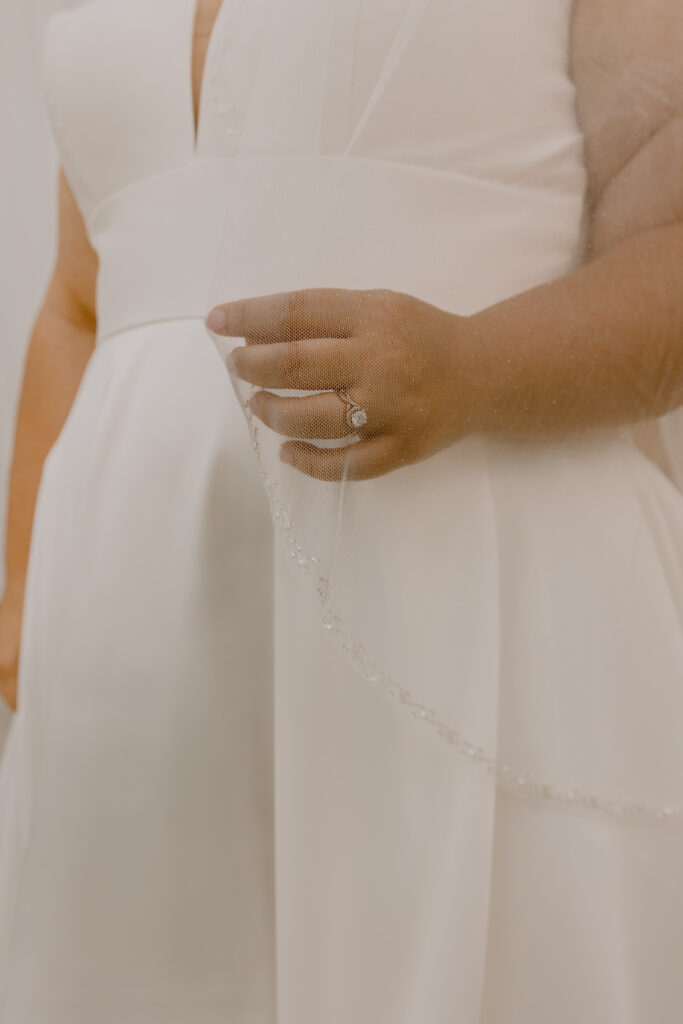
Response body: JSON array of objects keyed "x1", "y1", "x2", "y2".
[
  {"x1": 280, "y1": 446, "x2": 294, "y2": 465},
  {"x1": 205, "y1": 308, "x2": 228, "y2": 333},
  {"x1": 225, "y1": 351, "x2": 236, "y2": 373}
]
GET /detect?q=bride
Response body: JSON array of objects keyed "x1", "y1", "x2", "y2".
[{"x1": 1, "y1": 0, "x2": 683, "y2": 1020}]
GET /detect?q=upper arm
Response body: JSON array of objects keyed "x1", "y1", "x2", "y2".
[
  {"x1": 571, "y1": 0, "x2": 683, "y2": 251},
  {"x1": 43, "y1": 169, "x2": 98, "y2": 330}
]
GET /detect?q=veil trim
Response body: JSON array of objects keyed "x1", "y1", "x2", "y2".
[{"x1": 247, "y1": 407, "x2": 683, "y2": 827}]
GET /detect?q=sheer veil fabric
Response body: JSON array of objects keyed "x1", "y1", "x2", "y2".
[
  {"x1": 205, "y1": 1, "x2": 683, "y2": 1015},
  {"x1": 209, "y1": 0, "x2": 683, "y2": 820}
]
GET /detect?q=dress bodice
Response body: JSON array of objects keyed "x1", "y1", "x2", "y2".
[
  {"x1": 42, "y1": 0, "x2": 588, "y2": 341},
  {"x1": 42, "y1": 0, "x2": 263, "y2": 215}
]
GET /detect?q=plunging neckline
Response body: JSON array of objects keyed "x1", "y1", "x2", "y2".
[{"x1": 189, "y1": 0, "x2": 225, "y2": 153}]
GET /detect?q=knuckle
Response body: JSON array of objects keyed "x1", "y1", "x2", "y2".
[
  {"x1": 232, "y1": 298, "x2": 250, "y2": 331},
  {"x1": 370, "y1": 288, "x2": 402, "y2": 315},
  {"x1": 361, "y1": 289, "x2": 414, "y2": 340},
  {"x1": 281, "y1": 342, "x2": 303, "y2": 379}
]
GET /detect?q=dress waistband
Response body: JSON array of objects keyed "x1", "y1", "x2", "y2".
[
  {"x1": 90, "y1": 162, "x2": 228, "y2": 343},
  {"x1": 89, "y1": 156, "x2": 585, "y2": 343}
]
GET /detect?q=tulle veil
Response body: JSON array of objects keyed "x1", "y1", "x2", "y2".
[{"x1": 206, "y1": 0, "x2": 683, "y2": 825}]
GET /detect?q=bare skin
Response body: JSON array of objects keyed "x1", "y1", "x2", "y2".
[
  {"x1": 1, "y1": 0, "x2": 681, "y2": 703},
  {"x1": 0, "y1": 172, "x2": 97, "y2": 711},
  {"x1": 191, "y1": 0, "x2": 224, "y2": 137}
]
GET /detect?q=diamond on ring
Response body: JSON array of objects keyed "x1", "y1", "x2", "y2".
[
  {"x1": 349, "y1": 408, "x2": 368, "y2": 429},
  {"x1": 337, "y1": 390, "x2": 368, "y2": 432}
]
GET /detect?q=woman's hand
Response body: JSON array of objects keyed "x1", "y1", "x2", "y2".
[
  {"x1": 0, "y1": 592, "x2": 22, "y2": 712},
  {"x1": 207, "y1": 288, "x2": 483, "y2": 480}
]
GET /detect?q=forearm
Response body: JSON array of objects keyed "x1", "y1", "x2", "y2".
[
  {"x1": 4, "y1": 305, "x2": 94, "y2": 601},
  {"x1": 465, "y1": 220, "x2": 683, "y2": 440}
]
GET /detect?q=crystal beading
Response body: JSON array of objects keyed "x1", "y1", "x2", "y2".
[
  {"x1": 204, "y1": 0, "x2": 247, "y2": 151},
  {"x1": 235, "y1": 371, "x2": 683, "y2": 827}
]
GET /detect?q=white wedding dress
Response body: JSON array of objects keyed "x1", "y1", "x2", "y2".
[
  {"x1": 0, "y1": 1, "x2": 277, "y2": 1020},
  {"x1": 1, "y1": 0, "x2": 683, "y2": 1021}
]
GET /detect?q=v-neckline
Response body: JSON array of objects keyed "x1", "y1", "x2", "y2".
[{"x1": 189, "y1": 0, "x2": 225, "y2": 154}]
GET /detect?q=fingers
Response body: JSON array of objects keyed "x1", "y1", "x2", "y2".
[
  {"x1": 249, "y1": 390, "x2": 358, "y2": 439},
  {"x1": 231, "y1": 338, "x2": 356, "y2": 390},
  {"x1": 280, "y1": 435, "x2": 400, "y2": 481},
  {"x1": 207, "y1": 288, "x2": 362, "y2": 343}
]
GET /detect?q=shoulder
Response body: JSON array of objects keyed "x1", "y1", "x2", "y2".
[{"x1": 571, "y1": 0, "x2": 683, "y2": 199}]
